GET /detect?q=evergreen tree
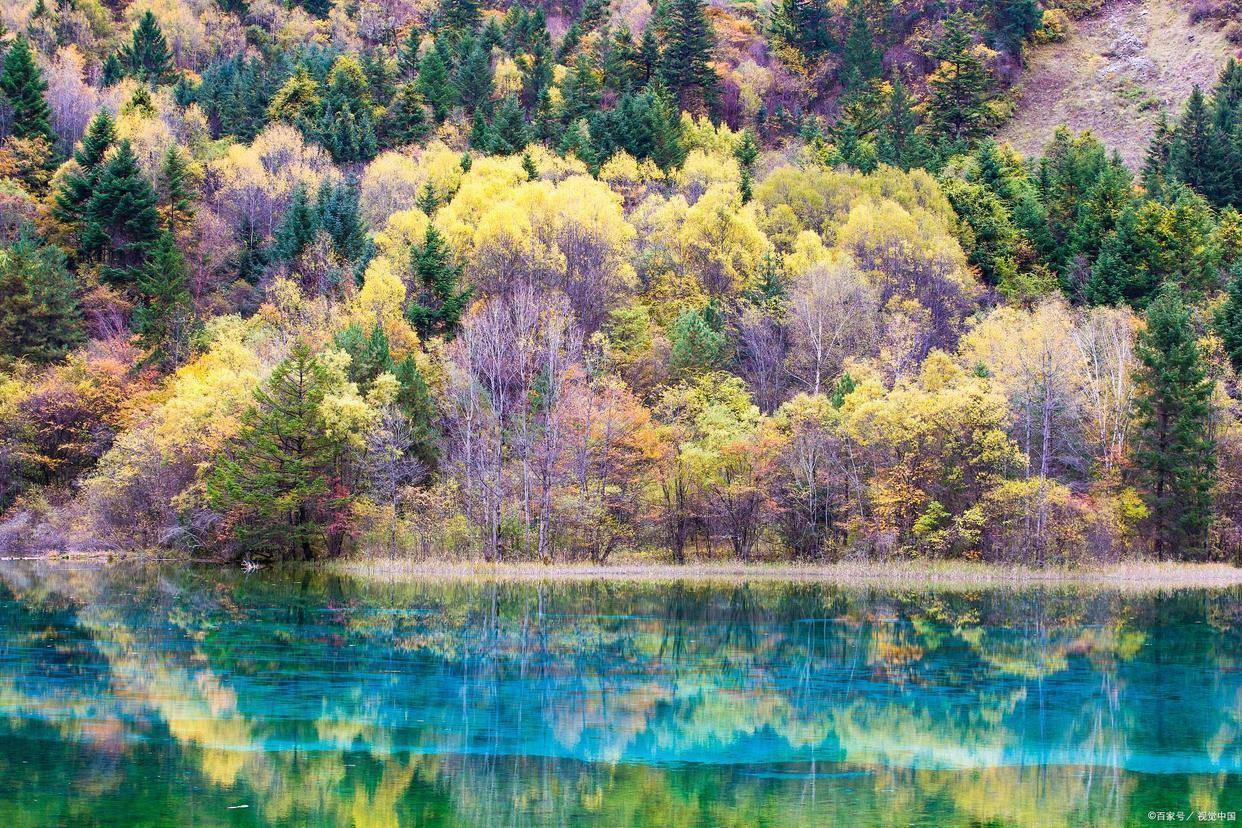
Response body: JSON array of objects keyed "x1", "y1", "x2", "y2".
[
  {"x1": 454, "y1": 36, "x2": 493, "y2": 112},
  {"x1": 604, "y1": 26, "x2": 641, "y2": 94},
  {"x1": 841, "y1": 0, "x2": 882, "y2": 90},
  {"x1": 559, "y1": 54, "x2": 601, "y2": 125},
  {"x1": 398, "y1": 27, "x2": 423, "y2": 79},
  {"x1": 233, "y1": 214, "x2": 268, "y2": 285},
  {"x1": 316, "y1": 178, "x2": 367, "y2": 263},
  {"x1": 134, "y1": 231, "x2": 193, "y2": 369},
  {"x1": 1142, "y1": 111, "x2": 1174, "y2": 201},
  {"x1": 876, "y1": 76, "x2": 927, "y2": 169},
  {"x1": 53, "y1": 111, "x2": 115, "y2": 233},
  {"x1": 522, "y1": 150, "x2": 538, "y2": 180},
  {"x1": 157, "y1": 145, "x2": 194, "y2": 232},
  {"x1": 469, "y1": 105, "x2": 494, "y2": 151},
  {"x1": 406, "y1": 224, "x2": 472, "y2": 339},
  {"x1": 120, "y1": 11, "x2": 175, "y2": 85},
  {"x1": 993, "y1": 0, "x2": 1039, "y2": 54},
  {"x1": 417, "y1": 43, "x2": 456, "y2": 122},
  {"x1": 1214, "y1": 264, "x2": 1242, "y2": 376},
  {"x1": 0, "y1": 35, "x2": 54, "y2": 144},
  {"x1": 393, "y1": 353, "x2": 438, "y2": 468},
  {"x1": 381, "y1": 83, "x2": 432, "y2": 147},
  {"x1": 206, "y1": 341, "x2": 346, "y2": 562},
  {"x1": 440, "y1": 0, "x2": 481, "y2": 35},
  {"x1": 659, "y1": 0, "x2": 719, "y2": 114},
  {"x1": 1133, "y1": 283, "x2": 1216, "y2": 559},
  {"x1": 926, "y1": 11, "x2": 993, "y2": 146},
  {"x1": 522, "y1": 41, "x2": 554, "y2": 109},
  {"x1": 771, "y1": 0, "x2": 833, "y2": 61},
  {"x1": 80, "y1": 140, "x2": 162, "y2": 287},
  {"x1": 274, "y1": 185, "x2": 319, "y2": 262},
  {"x1": 638, "y1": 27, "x2": 661, "y2": 85},
  {"x1": 488, "y1": 94, "x2": 529, "y2": 154},
  {"x1": 361, "y1": 49, "x2": 397, "y2": 107},
  {"x1": 0, "y1": 236, "x2": 82, "y2": 364},
  {"x1": 669, "y1": 306, "x2": 727, "y2": 375},
  {"x1": 1170, "y1": 85, "x2": 1229, "y2": 206},
  {"x1": 416, "y1": 181, "x2": 438, "y2": 214}
]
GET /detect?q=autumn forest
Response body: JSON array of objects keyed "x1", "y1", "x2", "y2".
[{"x1": 2, "y1": 0, "x2": 1242, "y2": 566}]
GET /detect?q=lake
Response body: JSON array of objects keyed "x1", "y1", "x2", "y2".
[{"x1": 0, "y1": 563, "x2": 1237, "y2": 826}]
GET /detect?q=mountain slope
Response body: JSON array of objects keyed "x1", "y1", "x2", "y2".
[{"x1": 999, "y1": 0, "x2": 1237, "y2": 167}]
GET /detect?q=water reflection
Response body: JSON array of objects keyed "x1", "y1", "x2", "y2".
[{"x1": 0, "y1": 563, "x2": 1237, "y2": 826}]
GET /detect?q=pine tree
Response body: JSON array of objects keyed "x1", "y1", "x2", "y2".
[
  {"x1": 274, "y1": 185, "x2": 319, "y2": 262},
  {"x1": 926, "y1": 11, "x2": 993, "y2": 146},
  {"x1": 316, "y1": 178, "x2": 367, "y2": 263},
  {"x1": 771, "y1": 0, "x2": 833, "y2": 61},
  {"x1": 489, "y1": 94, "x2": 529, "y2": 154},
  {"x1": 406, "y1": 224, "x2": 472, "y2": 339},
  {"x1": 638, "y1": 28, "x2": 661, "y2": 85},
  {"x1": 1214, "y1": 264, "x2": 1242, "y2": 376},
  {"x1": 157, "y1": 145, "x2": 195, "y2": 232},
  {"x1": 1142, "y1": 111, "x2": 1174, "y2": 201},
  {"x1": 416, "y1": 181, "x2": 438, "y2": 214},
  {"x1": 80, "y1": 140, "x2": 162, "y2": 287},
  {"x1": 876, "y1": 76, "x2": 927, "y2": 169},
  {"x1": 469, "y1": 105, "x2": 494, "y2": 151},
  {"x1": 233, "y1": 214, "x2": 268, "y2": 285},
  {"x1": 440, "y1": 0, "x2": 481, "y2": 35},
  {"x1": 993, "y1": 0, "x2": 1039, "y2": 54},
  {"x1": 659, "y1": 0, "x2": 719, "y2": 115},
  {"x1": 316, "y1": 60, "x2": 378, "y2": 163},
  {"x1": 454, "y1": 36, "x2": 493, "y2": 112},
  {"x1": 522, "y1": 41, "x2": 554, "y2": 109},
  {"x1": 522, "y1": 149, "x2": 538, "y2": 180},
  {"x1": 206, "y1": 341, "x2": 345, "y2": 562},
  {"x1": 120, "y1": 11, "x2": 175, "y2": 85},
  {"x1": 417, "y1": 42, "x2": 456, "y2": 122},
  {"x1": 381, "y1": 83, "x2": 432, "y2": 147},
  {"x1": 0, "y1": 236, "x2": 82, "y2": 364},
  {"x1": 559, "y1": 54, "x2": 601, "y2": 125},
  {"x1": 360, "y1": 49, "x2": 397, "y2": 107},
  {"x1": 1170, "y1": 85, "x2": 1229, "y2": 205},
  {"x1": 604, "y1": 26, "x2": 641, "y2": 94},
  {"x1": 393, "y1": 353, "x2": 438, "y2": 468},
  {"x1": 1133, "y1": 283, "x2": 1216, "y2": 559},
  {"x1": 53, "y1": 111, "x2": 116, "y2": 234},
  {"x1": 134, "y1": 231, "x2": 193, "y2": 369},
  {"x1": 668, "y1": 307, "x2": 726, "y2": 376},
  {"x1": 841, "y1": 0, "x2": 881, "y2": 90},
  {"x1": 398, "y1": 27, "x2": 423, "y2": 79},
  {"x1": 0, "y1": 35, "x2": 54, "y2": 144}
]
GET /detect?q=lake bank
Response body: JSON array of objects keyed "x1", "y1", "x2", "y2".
[
  {"x1": 6, "y1": 552, "x2": 1240, "y2": 590},
  {"x1": 328, "y1": 558, "x2": 1242, "y2": 590}
]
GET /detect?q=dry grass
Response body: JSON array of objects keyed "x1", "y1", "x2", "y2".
[
  {"x1": 331, "y1": 558, "x2": 1242, "y2": 591},
  {"x1": 999, "y1": 0, "x2": 1238, "y2": 167}
]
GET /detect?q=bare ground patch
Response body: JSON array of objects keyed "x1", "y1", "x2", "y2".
[{"x1": 998, "y1": 0, "x2": 1239, "y2": 167}]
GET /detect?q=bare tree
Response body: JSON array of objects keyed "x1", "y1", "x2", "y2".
[
  {"x1": 785, "y1": 259, "x2": 878, "y2": 395},
  {"x1": 365, "y1": 406, "x2": 427, "y2": 557}
]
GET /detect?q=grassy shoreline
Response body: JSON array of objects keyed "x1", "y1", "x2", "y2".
[
  {"x1": 327, "y1": 558, "x2": 1242, "y2": 590},
  {"x1": 6, "y1": 552, "x2": 1240, "y2": 589}
]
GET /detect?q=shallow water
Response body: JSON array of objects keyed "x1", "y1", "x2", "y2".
[{"x1": 0, "y1": 563, "x2": 1238, "y2": 826}]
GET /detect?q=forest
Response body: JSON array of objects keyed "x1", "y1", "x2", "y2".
[{"x1": 1, "y1": 0, "x2": 1241, "y2": 565}]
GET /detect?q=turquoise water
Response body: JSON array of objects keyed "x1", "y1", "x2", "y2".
[{"x1": 0, "y1": 564, "x2": 1238, "y2": 826}]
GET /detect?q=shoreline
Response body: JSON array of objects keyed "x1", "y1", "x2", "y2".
[
  {"x1": 328, "y1": 558, "x2": 1242, "y2": 590},
  {"x1": 6, "y1": 553, "x2": 1241, "y2": 589}
]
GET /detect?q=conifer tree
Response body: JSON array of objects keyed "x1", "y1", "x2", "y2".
[
  {"x1": 80, "y1": 139, "x2": 161, "y2": 287},
  {"x1": 393, "y1": 353, "x2": 438, "y2": 468},
  {"x1": 206, "y1": 341, "x2": 345, "y2": 562},
  {"x1": 406, "y1": 224, "x2": 472, "y2": 339},
  {"x1": 841, "y1": 0, "x2": 882, "y2": 90},
  {"x1": 604, "y1": 27, "x2": 641, "y2": 94},
  {"x1": 120, "y1": 11, "x2": 175, "y2": 85},
  {"x1": 638, "y1": 27, "x2": 661, "y2": 85},
  {"x1": 440, "y1": 0, "x2": 481, "y2": 35},
  {"x1": 489, "y1": 94, "x2": 529, "y2": 154},
  {"x1": 559, "y1": 54, "x2": 602, "y2": 125},
  {"x1": 381, "y1": 83, "x2": 432, "y2": 147},
  {"x1": 877, "y1": 76, "x2": 927, "y2": 169},
  {"x1": 316, "y1": 178, "x2": 367, "y2": 263},
  {"x1": 134, "y1": 231, "x2": 193, "y2": 369},
  {"x1": 53, "y1": 111, "x2": 116, "y2": 236},
  {"x1": 416, "y1": 181, "x2": 438, "y2": 214},
  {"x1": 1142, "y1": 111, "x2": 1174, "y2": 201},
  {"x1": 1170, "y1": 85, "x2": 1228, "y2": 205},
  {"x1": 157, "y1": 145, "x2": 195, "y2": 232},
  {"x1": 659, "y1": 0, "x2": 719, "y2": 114},
  {"x1": 669, "y1": 306, "x2": 727, "y2": 376},
  {"x1": 417, "y1": 43, "x2": 456, "y2": 122},
  {"x1": 469, "y1": 105, "x2": 494, "y2": 151},
  {"x1": 454, "y1": 36, "x2": 493, "y2": 112},
  {"x1": 274, "y1": 185, "x2": 319, "y2": 262},
  {"x1": 522, "y1": 150, "x2": 538, "y2": 180},
  {"x1": 771, "y1": 0, "x2": 832, "y2": 61},
  {"x1": 398, "y1": 27, "x2": 423, "y2": 78},
  {"x1": 926, "y1": 11, "x2": 992, "y2": 146},
  {"x1": 1214, "y1": 264, "x2": 1242, "y2": 376},
  {"x1": 0, "y1": 236, "x2": 82, "y2": 364},
  {"x1": 993, "y1": 0, "x2": 1039, "y2": 54},
  {"x1": 0, "y1": 35, "x2": 54, "y2": 145},
  {"x1": 522, "y1": 41, "x2": 554, "y2": 109},
  {"x1": 1133, "y1": 282, "x2": 1216, "y2": 559}
]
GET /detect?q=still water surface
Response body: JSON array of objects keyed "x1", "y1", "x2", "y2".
[{"x1": 0, "y1": 563, "x2": 1238, "y2": 826}]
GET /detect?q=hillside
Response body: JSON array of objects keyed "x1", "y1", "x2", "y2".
[{"x1": 999, "y1": 0, "x2": 1238, "y2": 166}]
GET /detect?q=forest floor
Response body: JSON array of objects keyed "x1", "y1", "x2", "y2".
[{"x1": 998, "y1": 0, "x2": 1238, "y2": 168}]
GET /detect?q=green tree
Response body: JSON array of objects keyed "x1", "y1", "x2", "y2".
[
  {"x1": 0, "y1": 35, "x2": 54, "y2": 144},
  {"x1": 381, "y1": 83, "x2": 432, "y2": 146},
  {"x1": 120, "y1": 11, "x2": 175, "y2": 85},
  {"x1": 669, "y1": 306, "x2": 726, "y2": 376},
  {"x1": 206, "y1": 342, "x2": 347, "y2": 561},
  {"x1": 274, "y1": 185, "x2": 319, "y2": 262},
  {"x1": 841, "y1": 0, "x2": 882, "y2": 90},
  {"x1": 80, "y1": 139, "x2": 162, "y2": 287},
  {"x1": 1133, "y1": 283, "x2": 1216, "y2": 559},
  {"x1": 134, "y1": 231, "x2": 193, "y2": 369},
  {"x1": 0, "y1": 236, "x2": 82, "y2": 364},
  {"x1": 454, "y1": 36, "x2": 493, "y2": 112},
  {"x1": 489, "y1": 94, "x2": 529, "y2": 154},
  {"x1": 925, "y1": 11, "x2": 993, "y2": 146},
  {"x1": 53, "y1": 111, "x2": 116, "y2": 236},
  {"x1": 1170, "y1": 85, "x2": 1229, "y2": 206},
  {"x1": 417, "y1": 42, "x2": 456, "y2": 122},
  {"x1": 659, "y1": 0, "x2": 719, "y2": 114},
  {"x1": 1214, "y1": 263, "x2": 1242, "y2": 376},
  {"x1": 771, "y1": 0, "x2": 833, "y2": 61},
  {"x1": 157, "y1": 145, "x2": 194, "y2": 232},
  {"x1": 406, "y1": 224, "x2": 472, "y2": 338}
]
